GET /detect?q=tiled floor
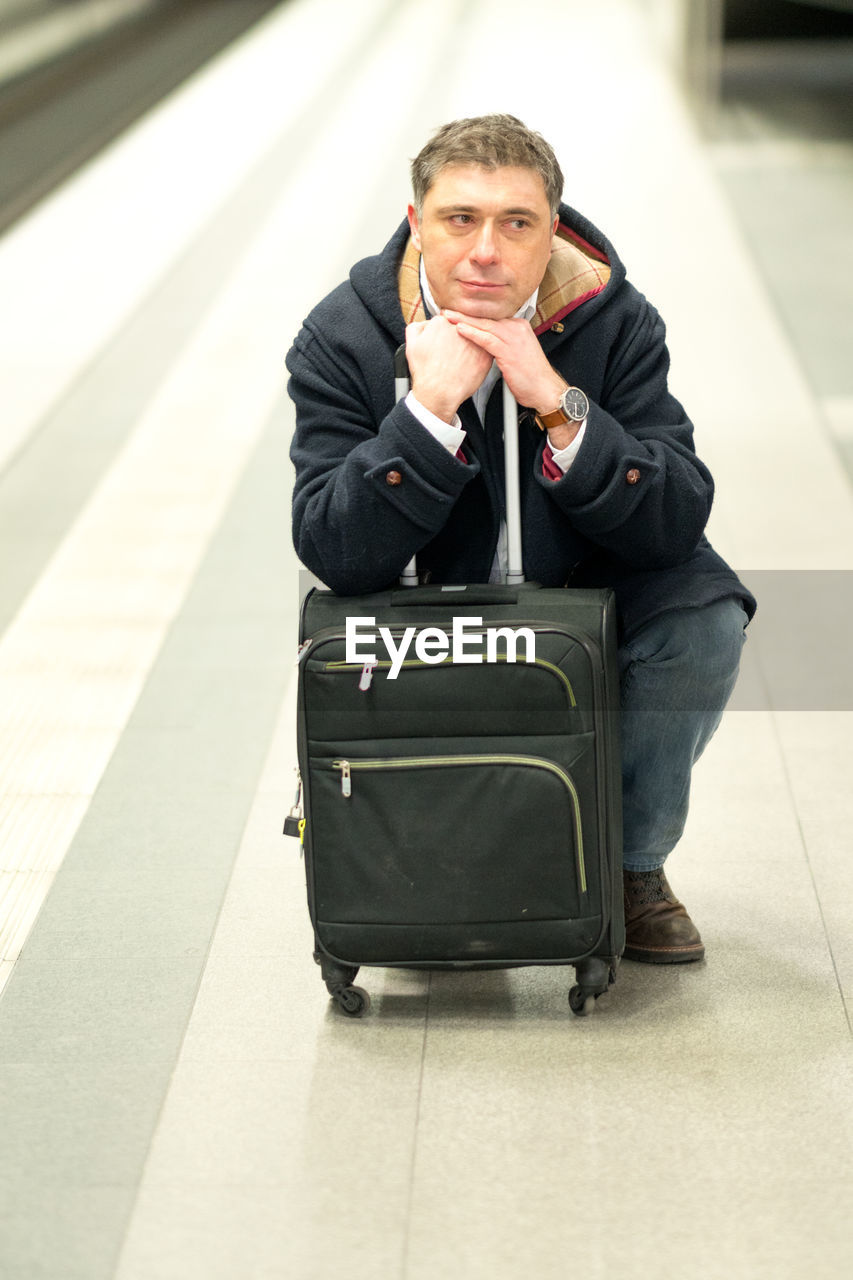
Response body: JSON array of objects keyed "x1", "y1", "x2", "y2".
[{"x1": 0, "y1": 2, "x2": 851, "y2": 1277}]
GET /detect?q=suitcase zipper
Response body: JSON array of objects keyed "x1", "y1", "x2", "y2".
[
  {"x1": 331, "y1": 754, "x2": 586, "y2": 894},
  {"x1": 322, "y1": 650, "x2": 576, "y2": 704}
]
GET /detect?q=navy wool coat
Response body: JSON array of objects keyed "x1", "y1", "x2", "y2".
[{"x1": 286, "y1": 206, "x2": 754, "y2": 640}]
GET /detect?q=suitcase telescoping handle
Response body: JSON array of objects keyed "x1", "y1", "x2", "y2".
[{"x1": 394, "y1": 344, "x2": 524, "y2": 588}]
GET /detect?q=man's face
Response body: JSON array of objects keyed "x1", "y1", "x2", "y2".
[{"x1": 407, "y1": 164, "x2": 557, "y2": 320}]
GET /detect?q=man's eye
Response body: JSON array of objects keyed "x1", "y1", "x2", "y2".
[
  {"x1": 450, "y1": 214, "x2": 473, "y2": 225},
  {"x1": 508, "y1": 219, "x2": 529, "y2": 230}
]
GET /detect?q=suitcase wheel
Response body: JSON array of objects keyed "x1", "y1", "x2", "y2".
[
  {"x1": 334, "y1": 985, "x2": 371, "y2": 1018},
  {"x1": 314, "y1": 952, "x2": 371, "y2": 1017},
  {"x1": 568, "y1": 985, "x2": 597, "y2": 1016},
  {"x1": 568, "y1": 958, "x2": 618, "y2": 1017}
]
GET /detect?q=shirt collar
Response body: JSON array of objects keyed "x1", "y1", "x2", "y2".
[{"x1": 419, "y1": 259, "x2": 539, "y2": 324}]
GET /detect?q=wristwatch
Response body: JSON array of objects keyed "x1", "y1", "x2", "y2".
[{"x1": 534, "y1": 385, "x2": 590, "y2": 432}]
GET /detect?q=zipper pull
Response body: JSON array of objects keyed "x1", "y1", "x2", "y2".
[
  {"x1": 294, "y1": 638, "x2": 312, "y2": 666},
  {"x1": 335, "y1": 760, "x2": 352, "y2": 798},
  {"x1": 358, "y1": 661, "x2": 377, "y2": 691}
]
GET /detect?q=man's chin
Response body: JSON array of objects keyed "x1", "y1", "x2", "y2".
[{"x1": 448, "y1": 295, "x2": 517, "y2": 321}]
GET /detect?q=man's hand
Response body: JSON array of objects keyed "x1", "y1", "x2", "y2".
[
  {"x1": 405, "y1": 315, "x2": 492, "y2": 423},
  {"x1": 442, "y1": 310, "x2": 570, "y2": 427}
]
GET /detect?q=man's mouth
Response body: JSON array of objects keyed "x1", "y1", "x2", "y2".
[{"x1": 459, "y1": 280, "x2": 506, "y2": 290}]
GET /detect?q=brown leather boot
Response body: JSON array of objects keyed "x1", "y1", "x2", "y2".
[{"x1": 622, "y1": 868, "x2": 705, "y2": 964}]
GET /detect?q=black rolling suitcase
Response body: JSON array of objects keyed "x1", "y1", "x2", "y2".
[{"x1": 289, "y1": 361, "x2": 624, "y2": 1017}]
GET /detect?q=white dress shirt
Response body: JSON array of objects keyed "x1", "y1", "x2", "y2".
[{"x1": 403, "y1": 264, "x2": 587, "y2": 578}]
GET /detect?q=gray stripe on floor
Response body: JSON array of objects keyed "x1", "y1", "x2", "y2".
[{"x1": 0, "y1": 389, "x2": 296, "y2": 1280}]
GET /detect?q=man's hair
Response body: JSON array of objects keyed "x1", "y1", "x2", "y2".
[{"x1": 411, "y1": 114, "x2": 564, "y2": 219}]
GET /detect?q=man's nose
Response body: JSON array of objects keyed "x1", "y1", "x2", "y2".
[{"x1": 470, "y1": 222, "x2": 499, "y2": 265}]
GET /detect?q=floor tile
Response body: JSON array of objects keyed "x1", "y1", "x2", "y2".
[
  {"x1": 402, "y1": 961, "x2": 852, "y2": 1280},
  {"x1": 0, "y1": 956, "x2": 202, "y2": 1066},
  {"x1": 0, "y1": 1058, "x2": 175, "y2": 1192},
  {"x1": 115, "y1": 1180, "x2": 410, "y2": 1280},
  {"x1": 0, "y1": 1186, "x2": 134, "y2": 1280},
  {"x1": 771, "y1": 713, "x2": 853, "y2": 1004}
]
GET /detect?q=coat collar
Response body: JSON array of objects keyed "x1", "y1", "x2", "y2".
[{"x1": 397, "y1": 221, "x2": 611, "y2": 334}]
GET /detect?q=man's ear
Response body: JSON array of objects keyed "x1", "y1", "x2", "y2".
[{"x1": 407, "y1": 204, "x2": 422, "y2": 251}]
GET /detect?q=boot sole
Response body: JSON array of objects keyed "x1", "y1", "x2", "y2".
[{"x1": 622, "y1": 945, "x2": 705, "y2": 965}]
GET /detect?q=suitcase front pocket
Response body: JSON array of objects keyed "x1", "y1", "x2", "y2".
[
  {"x1": 301, "y1": 626, "x2": 589, "y2": 740},
  {"x1": 309, "y1": 753, "x2": 587, "y2": 927}
]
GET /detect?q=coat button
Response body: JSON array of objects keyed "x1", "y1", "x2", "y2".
[
  {"x1": 626, "y1": 468, "x2": 641, "y2": 485},
  {"x1": 385, "y1": 469, "x2": 402, "y2": 486}
]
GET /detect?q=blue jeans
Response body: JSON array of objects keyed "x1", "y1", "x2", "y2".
[{"x1": 618, "y1": 597, "x2": 747, "y2": 873}]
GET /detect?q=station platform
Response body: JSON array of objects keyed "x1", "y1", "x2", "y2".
[{"x1": 0, "y1": 1, "x2": 851, "y2": 1276}]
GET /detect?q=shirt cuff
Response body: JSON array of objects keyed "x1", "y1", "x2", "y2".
[
  {"x1": 546, "y1": 418, "x2": 587, "y2": 473},
  {"x1": 405, "y1": 391, "x2": 466, "y2": 455}
]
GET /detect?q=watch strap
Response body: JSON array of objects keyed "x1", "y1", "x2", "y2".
[{"x1": 534, "y1": 406, "x2": 570, "y2": 432}]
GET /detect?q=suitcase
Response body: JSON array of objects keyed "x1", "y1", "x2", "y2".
[{"x1": 288, "y1": 358, "x2": 624, "y2": 1017}]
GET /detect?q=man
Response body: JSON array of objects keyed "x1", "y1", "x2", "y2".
[{"x1": 287, "y1": 114, "x2": 755, "y2": 964}]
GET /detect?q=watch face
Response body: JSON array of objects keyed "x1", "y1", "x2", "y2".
[{"x1": 561, "y1": 386, "x2": 589, "y2": 421}]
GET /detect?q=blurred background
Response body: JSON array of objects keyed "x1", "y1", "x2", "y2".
[
  {"x1": 671, "y1": 0, "x2": 853, "y2": 462},
  {"x1": 2, "y1": 0, "x2": 851, "y2": 462}
]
